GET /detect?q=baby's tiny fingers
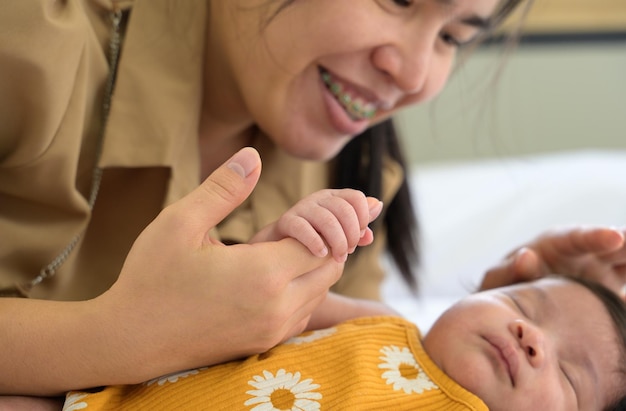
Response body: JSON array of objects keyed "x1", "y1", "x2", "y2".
[
  {"x1": 356, "y1": 228, "x2": 374, "y2": 248},
  {"x1": 367, "y1": 198, "x2": 383, "y2": 222},
  {"x1": 279, "y1": 216, "x2": 328, "y2": 258},
  {"x1": 317, "y1": 197, "x2": 361, "y2": 249}
]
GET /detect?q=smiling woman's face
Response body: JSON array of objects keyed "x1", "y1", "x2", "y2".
[
  {"x1": 422, "y1": 278, "x2": 622, "y2": 411},
  {"x1": 205, "y1": 0, "x2": 500, "y2": 161}
]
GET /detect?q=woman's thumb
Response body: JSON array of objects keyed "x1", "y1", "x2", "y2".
[{"x1": 178, "y1": 147, "x2": 262, "y2": 234}]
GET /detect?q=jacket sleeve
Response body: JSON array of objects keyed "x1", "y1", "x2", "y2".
[{"x1": 0, "y1": 1, "x2": 94, "y2": 167}]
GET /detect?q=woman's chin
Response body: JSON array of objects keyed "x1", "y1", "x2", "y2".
[
  {"x1": 273, "y1": 130, "x2": 351, "y2": 161},
  {"x1": 290, "y1": 140, "x2": 349, "y2": 161}
]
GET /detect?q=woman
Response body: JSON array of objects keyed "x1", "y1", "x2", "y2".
[{"x1": 0, "y1": 0, "x2": 624, "y2": 402}]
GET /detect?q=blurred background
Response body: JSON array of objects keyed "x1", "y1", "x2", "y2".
[{"x1": 397, "y1": 0, "x2": 626, "y2": 163}]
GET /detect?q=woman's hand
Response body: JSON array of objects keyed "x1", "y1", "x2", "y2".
[
  {"x1": 2, "y1": 148, "x2": 344, "y2": 395},
  {"x1": 103, "y1": 147, "x2": 345, "y2": 381},
  {"x1": 480, "y1": 226, "x2": 626, "y2": 297}
]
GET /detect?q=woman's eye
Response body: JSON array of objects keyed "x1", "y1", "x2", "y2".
[
  {"x1": 440, "y1": 30, "x2": 480, "y2": 48},
  {"x1": 440, "y1": 32, "x2": 461, "y2": 47},
  {"x1": 391, "y1": 0, "x2": 413, "y2": 7}
]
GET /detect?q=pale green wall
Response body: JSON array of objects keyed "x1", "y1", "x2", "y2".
[{"x1": 395, "y1": 41, "x2": 626, "y2": 165}]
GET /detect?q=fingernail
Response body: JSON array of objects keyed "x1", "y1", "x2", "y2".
[
  {"x1": 515, "y1": 247, "x2": 529, "y2": 257},
  {"x1": 369, "y1": 200, "x2": 383, "y2": 219},
  {"x1": 227, "y1": 147, "x2": 259, "y2": 178},
  {"x1": 335, "y1": 254, "x2": 348, "y2": 263}
]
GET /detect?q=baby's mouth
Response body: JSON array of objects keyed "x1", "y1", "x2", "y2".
[{"x1": 320, "y1": 67, "x2": 378, "y2": 121}]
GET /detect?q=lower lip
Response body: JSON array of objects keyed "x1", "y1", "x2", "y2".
[
  {"x1": 484, "y1": 338, "x2": 515, "y2": 385},
  {"x1": 320, "y1": 75, "x2": 370, "y2": 136}
]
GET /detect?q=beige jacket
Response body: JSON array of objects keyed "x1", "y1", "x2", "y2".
[{"x1": 0, "y1": 0, "x2": 403, "y2": 301}]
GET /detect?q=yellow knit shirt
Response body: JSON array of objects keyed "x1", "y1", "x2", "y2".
[{"x1": 63, "y1": 317, "x2": 488, "y2": 410}]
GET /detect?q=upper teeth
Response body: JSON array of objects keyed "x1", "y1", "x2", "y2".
[{"x1": 321, "y1": 71, "x2": 377, "y2": 121}]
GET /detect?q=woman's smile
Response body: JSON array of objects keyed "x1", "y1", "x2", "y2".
[
  {"x1": 318, "y1": 67, "x2": 376, "y2": 136},
  {"x1": 203, "y1": 0, "x2": 500, "y2": 160},
  {"x1": 320, "y1": 67, "x2": 383, "y2": 121}
]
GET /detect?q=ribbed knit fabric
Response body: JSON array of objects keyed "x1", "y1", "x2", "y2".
[{"x1": 63, "y1": 316, "x2": 488, "y2": 410}]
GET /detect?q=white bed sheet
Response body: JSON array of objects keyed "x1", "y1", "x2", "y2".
[{"x1": 382, "y1": 149, "x2": 626, "y2": 331}]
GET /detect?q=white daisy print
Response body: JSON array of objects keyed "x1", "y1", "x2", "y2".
[
  {"x1": 245, "y1": 369, "x2": 322, "y2": 411},
  {"x1": 378, "y1": 345, "x2": 438, "y2": 395},
  {"x1": 145, "y1": 367, "x2": 208, "y2": 386},
  {"x1": 285, "y1": 327, "x2": 337, "y2": 345},
  {"x1": 63, "y1": 393, "x2": 88, "y2": 411}
]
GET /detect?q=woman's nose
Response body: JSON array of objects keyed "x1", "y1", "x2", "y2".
[
  {"x1": 370, "y1": 36, "x2": 434, "y2": 95},
  {"x1": 509, "y1": 319, "x2": 546, "y2": 368}
]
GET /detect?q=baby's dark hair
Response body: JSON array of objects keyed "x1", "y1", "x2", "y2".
[{"x1": 564, "y1": 276, "x2": 626, "y2": 411}]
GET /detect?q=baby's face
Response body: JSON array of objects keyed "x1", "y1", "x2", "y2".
[{"x1": 423, "y1": 278, "x2": 622, "y2": 411}]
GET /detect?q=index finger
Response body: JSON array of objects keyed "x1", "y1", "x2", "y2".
[{"x1": 540, "y1": 227, "x2": 624, "y2": 257}]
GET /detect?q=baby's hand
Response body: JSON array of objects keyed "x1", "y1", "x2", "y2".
[{"x1": 250, "y1": 189, "x2": 383, "y2": 263}]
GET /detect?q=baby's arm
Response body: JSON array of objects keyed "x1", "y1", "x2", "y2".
[{"x1": 249, "y1": 189, "x2": 383, "y2": 263}]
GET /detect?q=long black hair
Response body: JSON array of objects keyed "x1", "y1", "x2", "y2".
[{"x1": 333, "y1": 119, "x2": 419, "y2": 289}]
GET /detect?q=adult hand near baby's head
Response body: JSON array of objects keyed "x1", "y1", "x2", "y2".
[
  {"x1": 479, "y1": 226, "x2": 626, "y2": 299},
  {"x1": 101, "y1": 147, "x2": 342, "y2": 383}
]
